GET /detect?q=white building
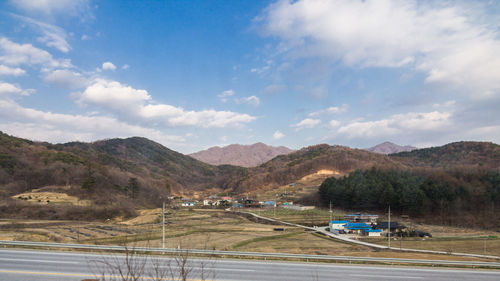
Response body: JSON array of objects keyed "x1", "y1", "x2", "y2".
[{"x1": 329, "y1": 220, "x2": 349, "y2": 231}]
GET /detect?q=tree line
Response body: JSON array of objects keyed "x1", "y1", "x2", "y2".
[{"x1": 318, "y1": 168, "x2": 500, "y2": 228}]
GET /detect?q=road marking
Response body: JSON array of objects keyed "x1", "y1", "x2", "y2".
[
  {"x1": 158, "y1": 266, "x2": 254, "y2": 272},
  {"x1": 0, "y1": 257, "x2": 79, "y2": 264},
  {"x1": 0, "y1": 269, "x2": 209, "y2": 280},
  {"x1": 350, "y1": 274, "x2": 423, "y2": 279}
]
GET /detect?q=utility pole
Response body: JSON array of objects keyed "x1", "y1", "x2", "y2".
[
  {"x1": 329, "y1": 201, "x2": 333, "y2": 223},
  {"x1": 162, "y1": 201, "x2": 165, "y2": 250},
  {"x1": 388, "y1": 205, "x2": 391, "y2": 248},
  {"x1": 484, "y1": 237, "x2": 487, "y2": 255}
]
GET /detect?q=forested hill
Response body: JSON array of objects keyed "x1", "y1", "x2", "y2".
[
  {"x1": 0, "y1": 132, "x2": 244, "y2": 209},
  {"x1": 1, "y1": 130, "x2": 499, "y2": 220},
  {"x1": 319, "y1": 168, "x2": 500, "y2": 229},
  {"x1": 389, "y1": 141, "x2": 500, "y2": 170},
  {"x1": 229, "y1": 144, "x2": 406, "y2": 193}
]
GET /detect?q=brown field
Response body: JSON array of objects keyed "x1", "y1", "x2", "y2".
[
  {"x1": 11, "y1": 187, "x2": 91, "y2": 206},
  {"x1": 1, "y1": 208, "x2": 499, "y2": 262}
]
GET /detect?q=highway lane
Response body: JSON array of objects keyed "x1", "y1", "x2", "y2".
[{"x1": 1, "y1": 249, "x2": 500, "y2": 281}]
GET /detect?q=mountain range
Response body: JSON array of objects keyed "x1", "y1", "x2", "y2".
[
  {"x1": 1, "y1": 131, "x2": 499, "y2": 219},
  {"x1": 189, "y1": 142, "x2": 294, "y2": 167}
]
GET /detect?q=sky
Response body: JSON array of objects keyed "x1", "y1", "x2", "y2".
[{"x1": 0, "y1": 0, "x2": 499, "y2": 154}]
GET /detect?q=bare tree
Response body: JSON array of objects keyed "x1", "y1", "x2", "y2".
[
  {"x1": 89, "y1": 242, "x2": 217, "y2": 281},
  {"x1": 90, "y1": 246, "x2": 147, "y2": 281}
]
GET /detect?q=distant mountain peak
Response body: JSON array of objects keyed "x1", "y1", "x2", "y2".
[
  {"x1": 189, "y1": 143, "x2": 294, "y2": 167},
  {"x1": 367, "y1": 141, "x2": 416, "y2": 154}
]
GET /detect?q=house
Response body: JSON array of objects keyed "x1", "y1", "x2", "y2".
[
  {"x1": 263, "y1": 201, "x2": 276, "y2": 207},
  {"x1": 243, "y1": 199, "x2": 260, "y2": 208},
  {"x1": 181, "y1": 201, "x2": 197, "y2": 207},
  {"x1": 329, "y1": 220, "x2": 349, "y2": 231},
  {"x1": 364, "y1": 229, "x2": 382, "y2": 237},
  {"x1": 344, "y1": 213, "x2": 379, "y2": 224},
  {"x1": 344, "y1": 222, "x2": 372, "y2": 234}
]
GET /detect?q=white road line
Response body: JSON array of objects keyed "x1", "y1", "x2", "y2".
[
  {"x1": 0, "y1": 257, "x2": 79, "y2": 264},
  {"x1": 350, "y1": 274, "x2": 424, "y2": 279}
]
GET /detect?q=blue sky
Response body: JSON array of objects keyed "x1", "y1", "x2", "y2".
[{"x1": 0, "y1": 0, "x2": 499, "y2": 154}]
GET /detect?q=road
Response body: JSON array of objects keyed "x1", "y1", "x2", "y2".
[{"x1": 0, "y1": 249, "x2": 499, "y2": 281}]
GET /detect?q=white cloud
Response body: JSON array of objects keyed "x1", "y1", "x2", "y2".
[
  {"x1": 218, "y1": 89, "x2": 234, "y2": 103},
  {"x1": 12, "y1": 14, "x2": 71, "y2": 53},
  {"x1": 43, "y1": 69, "x2": 89, "y2": 89},
  {"x1": 272, "y1": 130, "x2": 285, "y2": 140},
  {"x1": 81, "y1": 34, "x2": 90, "y2": 40},
  {"x1": 122, "y1": 64, "x2": 130, "y2": 70},
  {"x1": 309, "y1": 104, "x2": 348, "y2": 117},
  {"x1": 78, "y1": 79, "x2": 151, "y2": 113},
  {"x1": 0, "y1": 82, "x2": 33, "y2": 96},
  {"x1": 11, "y1": 0, "x2": 91, "y2": 17},
  {"x1": 77, "y1": 79, "x2": 256, "y2": 128},
  {"x1": 292, "y1": 118, "x2": 321, "y2": 131},
  {"x1": 236, "y1": 95, "x2": 260, "y2": 106},
  {"x1": 258, "y1": 0, "x2": 500, "y2": 97},
  {"x1": 262, "y1": 84, "x2": 286, "y2": 95},
  {"x1": 0, "y1": 82, "x2": 22, "y2": 95},
  {"x1": 0, "y1": 99, "x2": 186, "y2": 148},
  {"x1": 0, "y1": 37, "x2": 70, "y2": 68},
  {"x1": 0, "y1": 65, "x2": 25, "y2": 76},
  {"x1": 329, "y1": 120, "x2": 340, "y2": 128},
  {"x1": 337, "y1": 111, "x2": 451, "y2": 139},
  {"x1": 102, "y1": 62, "x2": 117, "y2": 71},
  {"x1": 251, "y1": 60, "x2": 273, "y2": 75}
]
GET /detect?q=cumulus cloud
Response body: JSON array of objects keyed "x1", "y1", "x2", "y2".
[
  {"x1": 236, "y1": 95, "x2": 260, "y2": 106},
  {"x1": 258, "y1": 0, "x2": 500, "y2": 97},
  {"x1": 272, "y1": 130, "x2": 285, "y2": 140},
  {"x1": 0, "y1": 65, "x2": 25, "y2": 76},
  {"x1": 292, "y1": 118, "x2": 321, "y2": 131},
  {"x1": 0, "y1": 37, "x2": 71, "y2": 68},
  {"x1": 122, "y1": 64, "x2": 130, "y2": 70},
  {"x1": 0, "y1": 99, "x2": 186, "y2": 148},
  {"x1": 77, "y1": 79, "x2": 256, "y2": 128},
  {"x1": 218, "y1": 89, "x2": 234, "y2": 103},
  {"x1": 337, "y1": 111, "x2": 451, "y2": 139},
  {"x1": 102, "y1": 62, "x2": 117, "y2": 71},
  {"x1": 309, "y1": 104, "x2": 348, "y2": 117},
  {"x1": 44, "y1": 69, "x2": 89, "y2": 89},
  {"x1": 0, "y1": 82, "x2": 33, "y2": 96},
  {"x1": 0, "y1": 82, "x2": 22, "y2": 96}
]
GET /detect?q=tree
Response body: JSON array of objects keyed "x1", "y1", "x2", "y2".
[
  {"x1": 128, "y1": 178, "x2": 140, "y2": 198},
  {"x1": 89, "y1": 245, "x2": 216, "y2": 281},
  {"x1": 82, "y1": 161, "x2": 96, "y2": 190}
]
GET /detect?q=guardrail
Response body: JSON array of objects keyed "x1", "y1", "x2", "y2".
[{"x1": 1, "y1": 240, "x2": 500, "y2": 268}]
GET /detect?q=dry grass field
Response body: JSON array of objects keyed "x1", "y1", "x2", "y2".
[
  {"x1": 1, "y1": 208, "x2": 499, "y2": 262},
  {"x1": 12, "y1": 188, "x2": 91, "y2": 206}
]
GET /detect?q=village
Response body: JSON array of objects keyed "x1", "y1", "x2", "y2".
[{"x1": 169, "y1": 195, "x2": 433, "y2": 239}]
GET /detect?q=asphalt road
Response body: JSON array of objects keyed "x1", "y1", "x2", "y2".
[{"x1": 0, "y1": 249, "x2": 499, "y2": 281}]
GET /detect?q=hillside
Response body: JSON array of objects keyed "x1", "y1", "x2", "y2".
[
  {"x1": 0, "y1": 132, "x2": 244, "y2": 219},
  {"x1": 230, "y1": 144, "x2": 406, "y2": 193},
  {"x1": 1, "y1": 131, "x2": 499, "y2": 220},
  {"x1": 367, "y1": 141, "x2": 416, "y2": 154},
  {"x1": 389, "y1": 141, "x2": 500, "y2": 170},
  {"x1": 189, "y1": 142, "x2": 294, "y2": 167}
]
